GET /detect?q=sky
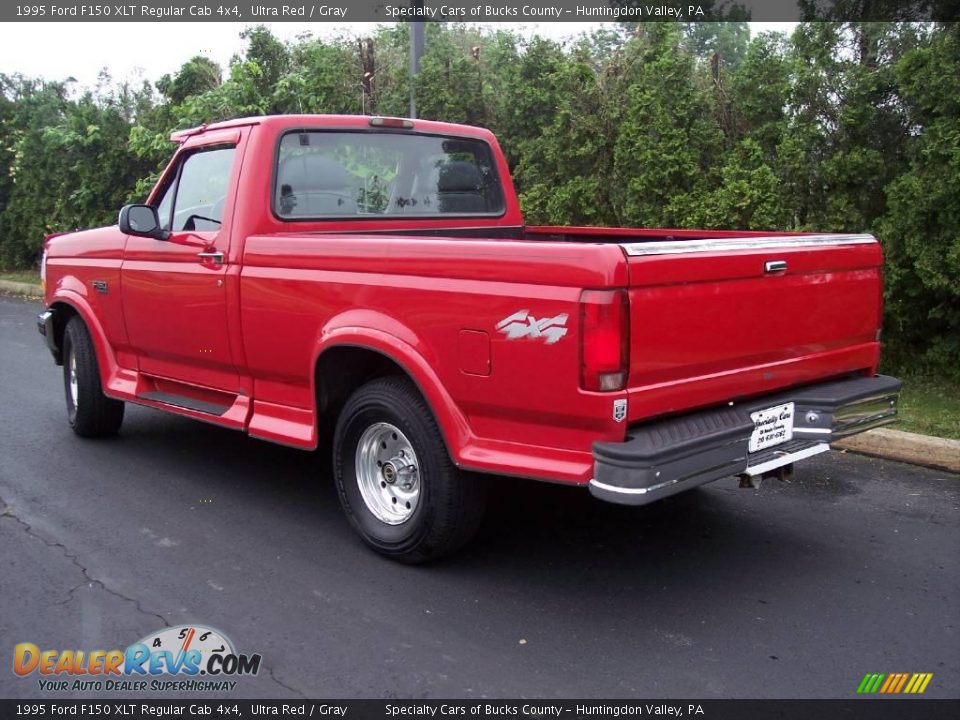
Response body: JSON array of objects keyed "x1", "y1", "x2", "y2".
[{"x1": 0, "y1": 21, "x2": 797, "y2": 90}]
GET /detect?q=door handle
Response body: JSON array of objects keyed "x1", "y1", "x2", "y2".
[
  {"x1": 764, "y1": 260, "x2": 788, "y2": 273},
  {"x1": 197, "y1": 251, "x2": 224, "y2": 265}
]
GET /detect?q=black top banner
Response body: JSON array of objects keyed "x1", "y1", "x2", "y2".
[{"x1": 3, "y1": 0, "x2": 958, "y2": 23}]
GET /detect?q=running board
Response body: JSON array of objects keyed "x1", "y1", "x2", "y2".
[{"x1": 138, "y1": 391, "x2": 231, "y2": 416}]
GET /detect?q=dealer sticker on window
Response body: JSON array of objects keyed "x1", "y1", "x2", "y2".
[{"x1": 749, "y1": 402, "x2": 795, "y2": 452}]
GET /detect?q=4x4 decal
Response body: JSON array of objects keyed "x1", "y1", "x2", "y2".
[{"x1": 496, "y1": 310, "x2": 568, "y2": 345}]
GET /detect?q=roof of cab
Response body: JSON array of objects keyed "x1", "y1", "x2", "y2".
[{"x1": 169, "y1": 114, "x2": 493, "y2": 143}]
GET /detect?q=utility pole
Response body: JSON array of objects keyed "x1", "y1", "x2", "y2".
[
  {"x1": 409, "y1": 1, "x2": 425, "y2": 119},
  {"x1": 359, "y1": 37, "x2": 375, "y2": 115}
]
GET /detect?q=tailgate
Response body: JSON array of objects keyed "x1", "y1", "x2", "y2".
[{"x1": 622, "y1": 234, "x2": 884, "y2": 423}]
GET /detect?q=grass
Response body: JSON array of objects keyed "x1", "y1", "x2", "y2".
[
  {"x1": 0, "y1": 270, "x2": 39, "y2": 285},
  {"x1": 893, "y1": 375, "x2": 960, "y2": 440}
]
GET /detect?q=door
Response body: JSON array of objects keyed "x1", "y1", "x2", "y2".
[{"x1": 121, "y1": 144, "x2": 240, "y2": 391}]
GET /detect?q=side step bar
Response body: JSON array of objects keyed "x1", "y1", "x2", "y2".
[{"x1": 138, "y1": 391, "x2": 232, "y2": 416}]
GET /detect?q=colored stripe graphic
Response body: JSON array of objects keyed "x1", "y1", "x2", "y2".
[
  {"x1": 857, "y1": 673, "x2": 933, "y2": 694},
  {"x1": 857, "y1": 673, "x2": 884, "y2": 693},
  {"x1": 893, "y1": 673, "x2": 909, "y2": 693},
  {"x1": 907, "y1": 673, "x2": 934, "y2": 693}
]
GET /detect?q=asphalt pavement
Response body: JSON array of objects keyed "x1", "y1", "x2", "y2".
[{"x1": 1, "y1": 294, "x2": 958, "y2": 700}]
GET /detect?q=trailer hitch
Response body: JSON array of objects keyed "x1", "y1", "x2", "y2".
[{"x1": 738, "y1": 463, "x2": 794, "y2": 489}]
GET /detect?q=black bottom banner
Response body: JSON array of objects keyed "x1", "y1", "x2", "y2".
[{"x1": 1, "y1": 699, "x2": 959, "y2": 720}]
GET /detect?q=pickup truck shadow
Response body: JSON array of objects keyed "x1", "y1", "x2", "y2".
[
  {"x1": 120, "y1": 406, "x2": 818, "y2": 584},
  {"x1": 466, "y1": 474, "x2": 817, "y2": 576},
  {"x1": 99, "y1": 408, "x2": 862, "y2": 698}
]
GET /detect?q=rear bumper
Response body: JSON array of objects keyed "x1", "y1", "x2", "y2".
[{"x1": 589, "y1": 374, "x2": 902, "y2": 506}]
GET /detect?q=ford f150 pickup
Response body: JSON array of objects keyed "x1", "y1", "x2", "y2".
[{"x1": 38, "y1": 114, "x2": 902, "y2": 562}]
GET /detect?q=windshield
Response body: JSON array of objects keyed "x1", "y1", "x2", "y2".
[{"x1": 274, "y1": 131, "x2": 505, "y2": 219}]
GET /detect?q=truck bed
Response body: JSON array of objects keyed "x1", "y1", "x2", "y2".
[{"x1": 532, "y1": 225, "x2": 883, "y2": 424}]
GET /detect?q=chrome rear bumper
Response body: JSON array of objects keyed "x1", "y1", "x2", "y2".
[{"x1": 589, "y1": 374, "x2": 902, "y2": 506}]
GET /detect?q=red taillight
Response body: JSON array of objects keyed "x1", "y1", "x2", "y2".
[
  {"x1": 369, "y1": 117, "x2": 414, "y2": 129},
  {"x1": 580, "y1": 289, "x2": 629, "y2": 392}
]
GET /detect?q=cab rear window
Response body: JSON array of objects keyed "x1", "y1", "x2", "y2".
[{"x1": 274, "y1": 131, "x2": 505, "y2": 219}]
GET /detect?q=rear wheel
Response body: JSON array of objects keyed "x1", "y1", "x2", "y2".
[
  {"x1": 62, "y1": 315, "x2": 124, "y2": 438},
  {"x1": 333, "y1": 377, "x2": 486, "y2": 563}
]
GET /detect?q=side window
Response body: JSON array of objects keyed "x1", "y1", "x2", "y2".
[{"x1": 156, "y1": 147, "x2": 235, "y2": 232}]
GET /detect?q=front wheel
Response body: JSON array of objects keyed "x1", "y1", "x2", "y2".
[
  {"x1": 333, "y1": 377, "x2": 486, "y2": 563},
  {"x1": 62, "y1": 315, "x2": 124, "y2": 438}
]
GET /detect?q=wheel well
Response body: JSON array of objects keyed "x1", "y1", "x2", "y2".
[
  {"x1": 50, "y1": 302, "x2": 79, "y2": 366},
  {"x1": 315, "y1": 346, "x2": 411, "y2": 431}
]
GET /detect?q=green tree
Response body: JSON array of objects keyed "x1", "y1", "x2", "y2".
[
  {"x1": 0, "y1": 76, "x2": 154, "y2": 268},
  {"x1": 239, "y1": 25, "x2": 291, "y2": 103},
  {"x1": 0, "y1": 77, "x2": 72, "y2": 268},
  {"x1": 157, "y1": 56, "x2": 221, "y2": 105},
  {"x1": 877, "y1": 23, "x2": 960, "y2": 378},
  {"x1": 508, "y1": 35, "x2": 622, "y2": 224},
  {"x1": 0, "y1": 21, "x2": 956, "y2": 379},
  {"x1": 411, "y1": 24, "x2": 491, "y2": 126},
  {"x1": 682, "y1": 21, "x2": 751, "y2": 68},
  {"x1": 612, "y1": 24, "x2": 725, "y2": 227}
]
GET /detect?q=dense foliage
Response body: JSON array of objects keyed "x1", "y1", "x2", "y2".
[{"x1": 0, "y1": 22, "x2": 957, "y2": 378}]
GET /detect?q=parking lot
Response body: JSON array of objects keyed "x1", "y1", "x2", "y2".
[{"x1": 1, "y1": 294, "x2": 958, "y2": 699}]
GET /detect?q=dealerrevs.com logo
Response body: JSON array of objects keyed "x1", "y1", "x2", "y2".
[{"x1": 13, "y1": 625, "x2": 261, "y2": 693}]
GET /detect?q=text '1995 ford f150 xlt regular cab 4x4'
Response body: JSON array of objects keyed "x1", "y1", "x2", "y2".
[{"x1": 37, "y1": 114, "x2": 902, "y2": 562}]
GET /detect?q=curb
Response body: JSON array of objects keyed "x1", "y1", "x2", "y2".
[
  {"x1": 835, "y1": 428, "x2": 960, "y2": 473},
  {"x1": 0, "y1": 280, "x2": 42, "y2": 297}
]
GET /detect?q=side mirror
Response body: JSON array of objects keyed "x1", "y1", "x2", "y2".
[{"x1": 119, "y1": 204, "x2": 169, "y2": 240}]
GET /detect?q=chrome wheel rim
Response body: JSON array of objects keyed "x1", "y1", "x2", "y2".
[
  {"x1": 68, "y1": 348, "x2": 78, "y2": 408},
  {"x1": 355, "y1": 422, "x2": 420, "y2": 525}
]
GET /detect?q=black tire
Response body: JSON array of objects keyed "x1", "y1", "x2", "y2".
[
  {"x1": 333, "y1": 376, "x2": 487, "y2": 563},
  {"x1": 62, "y1": 315, "x2": 124, "y2": 438}
]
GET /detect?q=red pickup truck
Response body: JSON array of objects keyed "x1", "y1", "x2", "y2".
[{"x1": 38, "y1": 114, "x2": 901, "y2": 562}]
